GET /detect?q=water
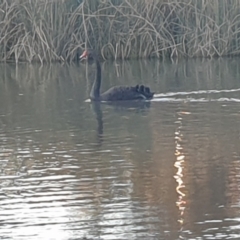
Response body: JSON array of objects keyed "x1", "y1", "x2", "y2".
[{"x1": 0, "y1": 58, "x2": 240, "y2": 240}]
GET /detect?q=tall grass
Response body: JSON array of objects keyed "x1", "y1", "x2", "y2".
[{"x1": 1, "y1": 0, "x2": 240, "y2": 62}]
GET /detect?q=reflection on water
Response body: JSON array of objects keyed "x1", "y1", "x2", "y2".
[
  {"x1": 0, "y1": 59, "x2": 240, "y2": 239},
  {"x1": 174, "y1": 111, "x2": 187, "y2": 228}
]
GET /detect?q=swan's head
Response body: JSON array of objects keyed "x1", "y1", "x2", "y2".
[{"x1": 80, "y1": 49, "x2": 96, "y2": 61}]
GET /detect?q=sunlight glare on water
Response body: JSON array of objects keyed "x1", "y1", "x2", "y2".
[{"x1": 1, "y1": 58, "x2": 240, "y2": 239}]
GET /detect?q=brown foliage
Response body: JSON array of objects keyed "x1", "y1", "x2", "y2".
[{"x1": 0, "y1": 0, "x2": 240, "y2": 62}]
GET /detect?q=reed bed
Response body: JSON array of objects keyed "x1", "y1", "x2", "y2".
[{"x1": 1, "y1": 0, "x2": 240, "y2": 62}]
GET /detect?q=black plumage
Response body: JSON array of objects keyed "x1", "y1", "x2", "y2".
[{"x1": 80, "y1": 49, "x2": 154, "y2": 101}]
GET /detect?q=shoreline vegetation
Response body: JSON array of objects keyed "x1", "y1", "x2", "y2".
[{"x1": 1, "y1": 0, "x2": 240, "y2": 63}]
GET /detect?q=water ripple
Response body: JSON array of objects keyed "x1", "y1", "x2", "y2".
[
  {"x1": 1, "y1": 66, "x2": 240, "y2": 239},
  {"x1": 154, "y1": 87, "x2": 240, "y2": 98}
]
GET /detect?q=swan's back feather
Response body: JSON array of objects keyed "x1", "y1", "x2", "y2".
[{"x1": 100, "y1": 85, "x2": 154, "y2": 101}]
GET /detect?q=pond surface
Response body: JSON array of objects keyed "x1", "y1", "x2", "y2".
[{"x1": 0, "y1": 58, "x2": 240, "y2": 240}]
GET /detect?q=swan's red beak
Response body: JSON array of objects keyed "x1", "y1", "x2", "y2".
[{"x1": 80, "y1": 50, "x2": 88, "y2": 60}]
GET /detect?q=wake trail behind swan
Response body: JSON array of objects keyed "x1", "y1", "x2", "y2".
[
  {"x1": 152, "y1": 88, "x2": 240, "y2": 103},
  {"x1": 154, "y1": 88, "x2": 240, "y2": 98}
]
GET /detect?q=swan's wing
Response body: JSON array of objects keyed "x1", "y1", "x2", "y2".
[{"x1": 101, "y1": 86, "x2": 146, "y2": 101}]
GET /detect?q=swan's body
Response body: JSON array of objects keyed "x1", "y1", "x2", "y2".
[{"x1": 80, "y1": 49, "x2": 154, "y2": 101}]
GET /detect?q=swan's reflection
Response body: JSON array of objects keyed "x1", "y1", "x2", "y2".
[
  {"x1": 103, "y1": 100, "x2": 152, "y2": 110},
  {"x1": 90, "y1": 101, "x2": 152, "y2": 146},
  {"x1": 90, "y1": 102, "x2": 103, "y2": 146}
]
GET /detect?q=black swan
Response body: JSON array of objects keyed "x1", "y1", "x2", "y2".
[{"x1": 80, "y1": 49, "x2": 154, "y2": 101}]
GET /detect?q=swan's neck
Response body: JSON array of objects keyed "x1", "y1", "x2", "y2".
[{"x1": 90, "y1": 59, "x2": 101, "y2": 100}]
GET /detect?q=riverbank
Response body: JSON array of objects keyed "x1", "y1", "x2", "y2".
[{"x1": 1, "y1": 0, "x2": 240, "y2": 62}]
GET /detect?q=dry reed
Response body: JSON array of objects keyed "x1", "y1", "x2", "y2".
[{"x1": 1, "y1": 0, "x2": 240, "y2": 62}]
